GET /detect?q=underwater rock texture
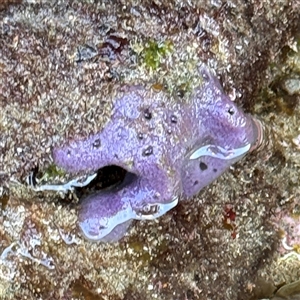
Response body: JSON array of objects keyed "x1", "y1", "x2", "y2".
[{"x1": 0, "y1": 0, "x2": 299, "y2": 299}]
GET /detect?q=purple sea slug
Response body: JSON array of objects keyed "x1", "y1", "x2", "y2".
[{"x1": 53, "y1": 67, "x2": 263, "y2": 242}]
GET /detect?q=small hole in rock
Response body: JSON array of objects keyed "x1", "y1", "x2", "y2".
[
  {"x1": 194, "y1": 273, "x2": 200, "y2": 282},
  {"x1": 177, "y1": 89, "x2": 185, "y2": 97}
]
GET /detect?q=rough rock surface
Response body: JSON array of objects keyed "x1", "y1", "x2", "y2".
[{"x1": 0, "y1": 1, "x2": 299, "y2": 299}]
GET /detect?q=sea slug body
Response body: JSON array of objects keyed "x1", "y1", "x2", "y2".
[{"x1": 53, "y1": 66, "x2": 263, "y2": 242}]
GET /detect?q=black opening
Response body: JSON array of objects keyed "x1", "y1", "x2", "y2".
[
  {"x1": 75, "y1": 165, "x2": 128, "y2": 199},
  {"x1": 199, "y1": 161, "x2": 208, "y2": 171}
]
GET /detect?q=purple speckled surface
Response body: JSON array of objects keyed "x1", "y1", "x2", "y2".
[{"x1": 53, "y1": 67, "x2": 262, "y2": 241}]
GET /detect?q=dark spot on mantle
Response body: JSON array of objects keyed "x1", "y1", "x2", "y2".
[
  {"x1": 170, "y1": 114, "x2": 177, "y2": 123},
  {"x1": 143, "y1": 108, "x2": 152, "y2": 120},
  {"x1": 199, "y1": 162, "x2": 208, "y2": 171},
  {"x1": 92, "y1": 138, "x2": 101, "y2": 148},
  {"x1": 142, "y1": 146, "x2": 153, "y2": 156}
]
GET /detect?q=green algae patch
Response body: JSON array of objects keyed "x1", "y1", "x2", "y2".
[
  {"x1": 42, "y1": 164, "x2": 66, "y2": 181},
  {"x1": 141, "y1": 39, "x2": 173, "y2": 70}
]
